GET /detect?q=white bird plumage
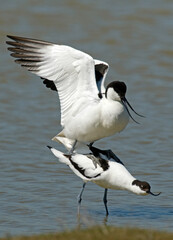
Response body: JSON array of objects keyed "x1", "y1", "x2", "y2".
[
  {"x1": 47, "y1": 145, "x2": 160, "y2": 215},
  {"x1": 6, "y1": 35, "x2": 160, "y2": 216},
  {"x1": 7, "y1": 35, "x2": 143, "y2": 150}
]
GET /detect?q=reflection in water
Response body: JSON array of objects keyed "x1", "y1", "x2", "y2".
[
  {"x1": 77, "y1": 213, "x2": 108, "y2": 229},
  {"x1": 103, "y1": 215, "x2": 108, "y2": 226},
  {"x1": 1, "y1": 0, "x2": 173, "y2": 237}
]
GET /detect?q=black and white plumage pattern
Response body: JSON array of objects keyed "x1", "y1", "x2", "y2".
[
  {"x1": 89, "y1": 145, "x2": 124, "y2": 166},
  {"x1": 42, "y1": 63, "x2": 108, "y2": 99},
  {"x1": 48, "y1": 146, "x2": 160, "y2": 215},
  {"x1": 6, "y1": 35, "x2": 144, "y2": 149},
  {"x1": 7, "y1": 35, "x2": 109, "y2": 127}
]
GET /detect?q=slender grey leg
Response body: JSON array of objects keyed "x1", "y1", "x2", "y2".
[
  {"x1": 77, "y1": 183, "x2": 86, "y2": 215},
  {"x1": 103, "y1": 188, "x2": 109, "y2": 216},
  {"x1": 69, "y1": 140, "x2": 77, "y2": 154}
]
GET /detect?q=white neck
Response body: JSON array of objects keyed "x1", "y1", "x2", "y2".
[{"x1": 106, "y1": 88, "x2": 121, "y2": 101}]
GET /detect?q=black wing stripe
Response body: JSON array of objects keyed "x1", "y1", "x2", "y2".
[{"x1": 64, "y1": 154, "x2": 101, "y2": 179}]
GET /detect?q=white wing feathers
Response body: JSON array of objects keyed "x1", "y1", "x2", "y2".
[
  {"x1": 7, "y1": 36, "x2": 109, "y2": 127},
  {"x1": 49, "y1": 147, "x2": 104, "y2": 181},
  {"x1": 7, "y1": 36, "x2": 100, "y2": 126}
]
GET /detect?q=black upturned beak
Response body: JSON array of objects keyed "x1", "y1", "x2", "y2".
[
  {"x1": 148, "y1": 191, "x2": 161, "y2": 196},
  {"x1": 121, "y1": 97, "x2": 145, "y2": 124}
]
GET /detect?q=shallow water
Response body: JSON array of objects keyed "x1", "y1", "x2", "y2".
[{"x1": 0, "y1": 0, "x2": 173, "y2": 237}]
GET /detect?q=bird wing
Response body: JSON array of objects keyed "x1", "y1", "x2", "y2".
[
  {"x1": 70, "y1": 154, "x2": 105, "y2": 179},
  {"x1": 94, "y1": 59, "x2": 109, "y2": 98},
  {"x1": 6, "y1": 35, "x2": 103, "y2": 126},
  {"x1": 89, "y1": 145, "x2": 124, "y2": 165},
  {"x1": 48, "y1": 146, "x2": 107, "y2": 181},
  {"x1": 40, "y1": 59, "x2": 109, "y2": 99}
]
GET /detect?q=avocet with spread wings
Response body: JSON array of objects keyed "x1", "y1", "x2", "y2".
[{"x1": 7, "y1": 36, "x2": 143, "y2": 150}]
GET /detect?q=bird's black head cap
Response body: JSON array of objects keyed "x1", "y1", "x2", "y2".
[{"x1": 105, "y1": 81, "x2": 127, "y2": 98}]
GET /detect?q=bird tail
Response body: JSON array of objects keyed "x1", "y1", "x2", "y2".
[
  {"x1": 47, "y1": 146, "x2": 70, "y2": 165},
  {"x1": 52, "y1": 131, "x2": 75, "y2": 151}
]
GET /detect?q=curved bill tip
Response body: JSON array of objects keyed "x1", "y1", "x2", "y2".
[
  {"x1": 121, "y1": 97, "x2": 146, "y2": 124},
  {"x1": 121, "y1": 99, "x2": 140, "y2": 124},
  {"x1": 149, "y1": 191, "x2": 161, "y2": 196}
]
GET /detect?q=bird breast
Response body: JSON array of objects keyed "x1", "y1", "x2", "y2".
[
  {"x1": 100, "y1": 99, "x2": 129, "y2": 131},
  {"x1": 63, "y1": 99, "x2": 129, "y2": 142}
]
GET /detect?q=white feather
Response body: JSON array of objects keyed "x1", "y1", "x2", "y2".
[{"x1": 7, "y1": 36, "x2": 131, "y2": 144}]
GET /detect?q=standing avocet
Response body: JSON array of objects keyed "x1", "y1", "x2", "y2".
[{"x1": 47, "y1": 145, "x2": 160, "y2": 215}]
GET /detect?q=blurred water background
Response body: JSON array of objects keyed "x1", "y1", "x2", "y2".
[{"x1": 0, "y1": 0, "x2": 173, "y2": 237}]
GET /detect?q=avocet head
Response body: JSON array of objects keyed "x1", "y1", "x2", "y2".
[
  {"x1": 105, "y1": 81, "x2": 144, "y2": 123},
  {"x1": 132, "y1": 179, "x2": 161, "y2": 196}
]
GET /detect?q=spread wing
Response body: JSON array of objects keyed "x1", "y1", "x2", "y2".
[
  {"x1": 41, "y1": 59, "x2": 109, "y2": 99},
  {"x1": 7, "y1": 35, "x2": 109, "y2": 126}
]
